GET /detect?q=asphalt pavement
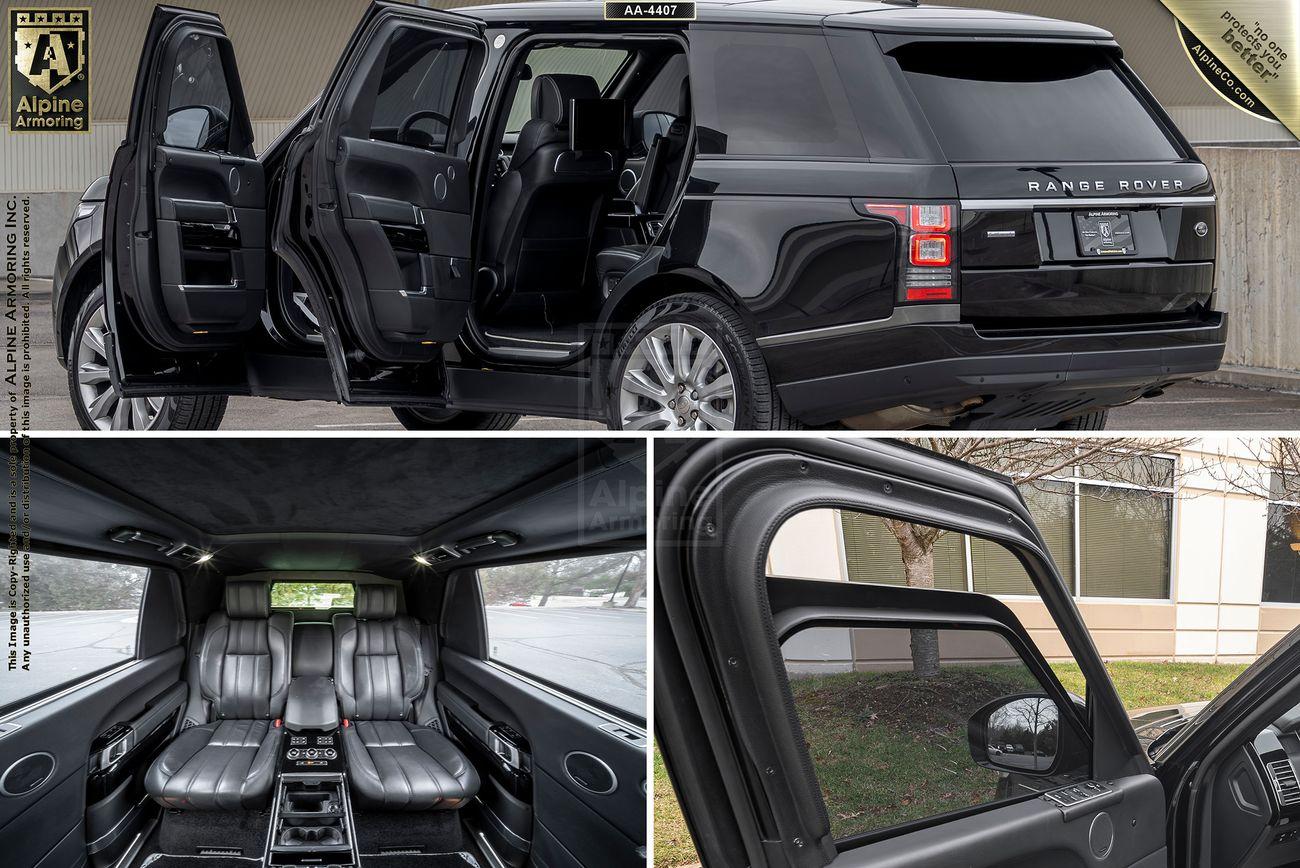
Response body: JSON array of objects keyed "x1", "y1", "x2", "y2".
[
  {"x1": 0, "y1": 609, "x2": 138, "y2": 708},
  {"x1": 19, "y1": 280, "x2": 1300, "y2": 431},
  {"x1": 485, "y1": 603, "x2": 646, "y2": 719}
]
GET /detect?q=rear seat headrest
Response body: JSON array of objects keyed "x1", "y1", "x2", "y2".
[
  {"x1": 355, "y1": 584, "x2": 398, "y2": 619},
  {"x1": 225, "y1": 581, "x2": 270, "y2": 619}
]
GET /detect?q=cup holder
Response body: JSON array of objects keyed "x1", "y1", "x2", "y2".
[{"x1": 279, "y1": 825, "x2": 344, "y2": 848}]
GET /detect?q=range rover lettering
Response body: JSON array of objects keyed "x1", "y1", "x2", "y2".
[{"x1": 50, "y1": 0, "x2": 1225, "y2": 431}]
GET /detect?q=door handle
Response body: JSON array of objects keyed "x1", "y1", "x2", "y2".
[{"x1": 90, "y1": 723, "x2": 134, "y2": 772}]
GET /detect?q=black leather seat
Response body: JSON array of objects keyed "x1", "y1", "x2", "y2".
[
  {"x1": 596, "y1": 77, "x2": 692, "y2": 296},
  {"x1": 145, "y1": 582, "x2": 291, "y2": 810},
  {"x1": 482, "y1": 73, "x2": 621, "y2": 318},
  {"x1": 334, "y1": 585, "x2": 479, "y2": 810}
]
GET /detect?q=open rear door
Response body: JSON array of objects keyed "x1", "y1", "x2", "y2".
[
  {"x1": 655, "y1": 438, "x2": 1170, "y2": 868},
  {"x1": 275, "y1": 2, "x2": 487, "y2": 401},
  {"x1": 104, "y1": 7, "x2": 264, "y2": 395}
]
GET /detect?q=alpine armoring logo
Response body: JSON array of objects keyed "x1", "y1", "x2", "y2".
[{"x1": 8, "y1": 8, "x2": 90, "y2": 133}]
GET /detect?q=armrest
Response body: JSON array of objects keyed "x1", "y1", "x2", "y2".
[{"x1": 284, "y1": 676, "x2": 340, "y2": 731}]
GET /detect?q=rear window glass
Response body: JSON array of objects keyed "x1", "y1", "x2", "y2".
[
  {"x1": 270, "y1": 582, "x2": 354, "y2": 611},
  {"x1": 889, "y1": 42, "x2": 1181, "y2": 163},
  {"x1": 689, "y1": 27, "x2": 866, "y2": 157}
]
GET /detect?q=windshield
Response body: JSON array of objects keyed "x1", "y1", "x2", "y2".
[{"x1": 889, "y1": 41, "x2": 1182, "y2": 163}]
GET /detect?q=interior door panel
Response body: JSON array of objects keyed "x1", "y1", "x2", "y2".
[
  {"x1": 830, "y1": 774, "x2": 1166, "y2": 868},
  {"x1": 107, "y1": 10, "x2": 263, "y2": 361},
  {"x1": 439, "y1": 650, "x2": 646, "y2": 868},
  {"x1": 153, "y1": 145, "x2": 266, "y2": 340},
  {"x1": 335, "y1": 137, "x2": 474, "y2": 344},
  {"x1": 0, "y1": 646, "x2": 185, "y2": 868}
]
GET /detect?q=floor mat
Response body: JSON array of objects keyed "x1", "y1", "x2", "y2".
[
  {"x1": 352, "y1": 810, "x2": 463, "y2": 853},
  {"x1": 158, "y1": 809, "x2": 271, "y2": 858},
  {"x1": 140, "y1": 857, "x2": 261, "y2": 868},
  {"x1": 359, "y1": 855, "x2": 480, "y2": 868}
]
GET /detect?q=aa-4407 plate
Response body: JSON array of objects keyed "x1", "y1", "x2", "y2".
[{"x1": 1074, "y1": 210, "x2": 1136, "y2": 256}]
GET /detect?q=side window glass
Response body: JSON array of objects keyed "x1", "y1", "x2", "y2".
[
  {"x1": 477, "y1": 551, "x2": 646, "y2": 720},
  {"x1": 368, "y1": 28, "x2": 472, "y2": 151},
  {"x1": 634, "y1": 53, "x2": 688, "y2": 115},
  {"x1": 688, "y1": 27, "x2": 866, "y2": 157},
  {"x1": 163, "y1": 33, "x2": 233, "y2": 152},
  {"x1": 2, "y1": 553, "x2": 148, "y2": 711},
  {"x1": 782, "y1": 624, "x2": 1088, "y2": 841}
]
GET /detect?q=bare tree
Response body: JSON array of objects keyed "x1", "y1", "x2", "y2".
[{"x1": 887, "y1": 437, "x2": 1191, "y2": 678}]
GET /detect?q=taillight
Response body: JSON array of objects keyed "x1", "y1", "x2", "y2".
[
  {"x1": 910, "y1": 234, "x2": 951, "y2": 266},
  {"x1": 860, "y1": 202, "x2": 956, "y2": 303}
]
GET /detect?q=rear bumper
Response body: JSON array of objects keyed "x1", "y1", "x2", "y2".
[{"x1": 764, "y1": 310, "x2": 1227, "y2": 428}]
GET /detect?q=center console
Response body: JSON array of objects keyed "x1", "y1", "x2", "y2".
[{"x1": 268, "y1": 677, "x2": 356, "y2": 866}]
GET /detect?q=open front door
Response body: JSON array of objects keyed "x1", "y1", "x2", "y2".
[
  {"x1": 276, "y1": 2, "x2": 487, "y2": 400},
  {"x1": 105, "y1": 7, "x2": 264, "y2": 394},
  {"x1": 655, "y1": 439, "x2": 1169, "y2": 868}
]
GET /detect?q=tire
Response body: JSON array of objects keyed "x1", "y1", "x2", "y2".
[
  {"x1": 609, "y1": 292, "x2": 801, "y2": 430},
  {"x1": 392, "y1": 407, "x2": 521, "y2": 430},
  {"x1": 1053, "y1": 409, "x2": 1109, "y2": 430},
  {"x1": 67, "y1": 288, "x2": 227, "y2": 431}
]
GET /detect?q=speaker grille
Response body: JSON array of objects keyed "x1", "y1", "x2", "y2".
[
  {"x1": 563, "y1": 751, "x2": 617, "y2": 795},
  {"x1": 1, "y1": 752, "x2": 55, "y2": 797}
]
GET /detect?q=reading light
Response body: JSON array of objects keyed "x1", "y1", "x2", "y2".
[
  {"x1": 195, "y1": 553, "x2": 214, "y2": 564},
  {"x1": 414, "y1": 554, "x2": 433, "y2": 567}
]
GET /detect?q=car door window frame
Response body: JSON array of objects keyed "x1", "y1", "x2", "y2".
[
  {"x1": 656, "y1": 439, "x2": 1150, "y2": 867},
  {"x1": 151, "y1": 21, "x2": 254, "y2": 158}
]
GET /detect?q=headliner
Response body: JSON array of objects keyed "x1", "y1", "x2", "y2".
[{"x1": 37, "y1": 438, "x2": 595, "y2": 537}]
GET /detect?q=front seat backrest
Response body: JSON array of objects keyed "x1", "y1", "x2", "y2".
[
  {"x1": 334, "y1": 584, "x2": 424, "y2": 721},
  {"x1": 200, "y1": 581, "x2": 293, "y2": 720},
  {"x1": 482, "y1": 73, "x2": 619, "y2": 316}
]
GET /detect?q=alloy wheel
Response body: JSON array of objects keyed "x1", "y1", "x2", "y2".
[
  {"x1": 619, "y1": 322, "x2": 736, "y2": 430},
  {"x1": 75, "y1": 303, "x2": 165, "y2": 430}
]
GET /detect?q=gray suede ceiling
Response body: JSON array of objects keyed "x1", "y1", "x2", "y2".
[{"x1": 38, "y1": 439, "x2": 595, "y2": 536}]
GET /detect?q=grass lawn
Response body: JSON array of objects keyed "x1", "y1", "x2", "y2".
[{"x1": 652, "y1": 660, "x2": 1248, "y2": 868}]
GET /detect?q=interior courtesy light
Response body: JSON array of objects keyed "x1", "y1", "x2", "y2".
[
  {"x1": 195, "y1": 552, "x2": 214, "y2": 564},
  {"x1": 414, "y1": 554, "x2": 433, "y2": 567}
]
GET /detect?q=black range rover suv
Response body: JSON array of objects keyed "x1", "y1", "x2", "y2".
[{"x1": 51, "y1": 0, "x2": 1224, "y2": 430}]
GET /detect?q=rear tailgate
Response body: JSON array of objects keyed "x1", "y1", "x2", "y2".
[{"x1": 885, "y1": 37, "x2": 1216, "y2": 326}]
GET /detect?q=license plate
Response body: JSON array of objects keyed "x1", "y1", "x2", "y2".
[{"x1": 1074, "y1": 210, "x2": 1136, "y2": 256}]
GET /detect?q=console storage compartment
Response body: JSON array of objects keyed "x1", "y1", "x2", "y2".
[{"x1": 269, "y1": 778, "x2": 355, "y2": 866}]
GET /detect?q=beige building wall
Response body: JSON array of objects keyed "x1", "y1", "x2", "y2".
[{"x1": 770, "y1": 439, "x2": 1300, "y2": 669}]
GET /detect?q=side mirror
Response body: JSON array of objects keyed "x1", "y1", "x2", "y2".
[
  {"x1": 163, "y1": 104, "x2": 228, "y2": 150},
  {"x1": 968, "y1": 693, "x2": 1064, "y2": 775},
  {"x1": 630, "y1": 111, "x2": 675, "y2": 158}
]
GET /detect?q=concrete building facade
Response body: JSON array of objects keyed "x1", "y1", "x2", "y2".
[{"x1": 770, "y1": 439, "x2": 1300, "y2": 669}]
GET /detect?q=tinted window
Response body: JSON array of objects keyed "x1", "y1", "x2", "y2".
[
  {"x1": 163, "y1": 33, "x2": 233, "y2": 152},
  {"x1": 890, "y1": 42, "x2": 1181, "y2": 163},
  {"x1": 1263, "y1": 473, "x2": 1300, "y2": 603},
  {"x1": 635, "y1": 53, "x2": 688, "y2": 115},
  {"x1": 270, "y1": 582, "x2": 355, "y2": 612},
  {"x1": 367, "y1": 28, "x2": 473, "y2": 151},
  {"x1": 783, "y1": 625, "x2": 1088, "y2": 841},
  {"x1": 478, "y1": 551, "x2": 646, "y2": 719},
  {"x1": 1, "y1": 553, "x2": 148, "y2": 711},
  {"x1": 690, "y1": 28, "x2": 866, "y2": 157}
]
